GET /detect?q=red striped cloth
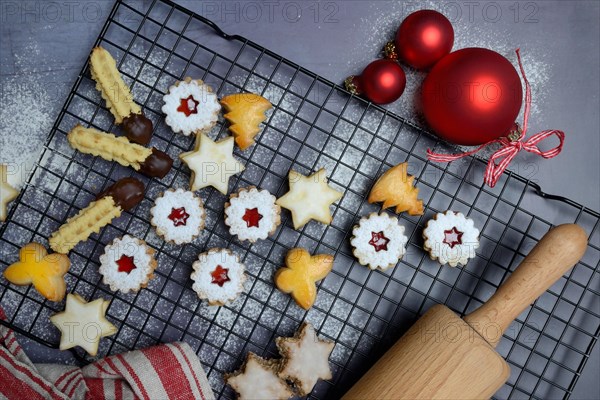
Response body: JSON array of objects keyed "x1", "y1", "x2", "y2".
[{"x1": 0, "y1": 308, "x2": 214, "y2": 400}]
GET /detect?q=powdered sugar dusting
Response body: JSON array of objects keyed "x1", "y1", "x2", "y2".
[{"x1": 1, "y1": 40, "x2": 58, "y2": 189}]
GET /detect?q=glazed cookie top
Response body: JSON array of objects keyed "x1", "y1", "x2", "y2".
[
  {"x1": 191, "y1": 248, "x2": 246, "y2": 305},
  {"x1": 150, "y1": 189, "x2": 205, "y2": 245},
  {"x1": 224, "y1": 187, "x2": 280, "y2": 242},
  {"x1": 351, "y1": 212, "x2": 407, "y2": 270},
  {"x1": 162, "y1": 78, "x2": 221, "y2": 136},
  {"x1": 423, "y1": 210, "x2": 480, "y2": 267},
  {"x1": 99, "y1": 235, "x2": 156, "y2": 293}
]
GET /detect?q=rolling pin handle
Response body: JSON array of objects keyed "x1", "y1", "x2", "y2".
[{"x1": 463, "y1": 224, "x2": 587, "y2": 347}]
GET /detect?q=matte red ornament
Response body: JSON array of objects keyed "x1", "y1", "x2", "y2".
[
  {"x1": 421, "y1": 48, "x2": 523, "y2": 146},
  {"x1": 116, "y1": 255, "x2": 136, "y2": 274},
  {"x1": 396, "y1": 10, "x2": 454, "y2": 70},
  {"x1": 354, "y1": 59, "x2": 406, "y2": 105}
]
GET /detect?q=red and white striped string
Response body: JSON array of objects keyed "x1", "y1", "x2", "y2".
[{"x1": 427, "y1": 49, "x2": 565, "y2": 188}]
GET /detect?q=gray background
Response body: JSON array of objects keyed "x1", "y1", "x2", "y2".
[{"x1": 1, "y1": 0, "x2": 598, "y2": 398}]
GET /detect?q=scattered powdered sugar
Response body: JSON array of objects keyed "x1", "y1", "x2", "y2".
[{"x1": 1, "y1": 40, "x2": 59, "y2": 189}]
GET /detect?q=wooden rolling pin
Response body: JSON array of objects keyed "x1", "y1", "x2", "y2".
[{"x1": 342, "y1": 224, "x2": 587, "y2": 400}]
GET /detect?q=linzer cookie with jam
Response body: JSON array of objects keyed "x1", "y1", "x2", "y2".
[
  {"x1": 162, "y1": 77, "x2": 221, "y2": 136},
  {"x1": 190, "y1": 248, "x2": 246, "y2": 306},
  {"x1": 423, "y1": 210, "x2": 480, "y2": 267},
  {"x1": 67, "y1": 125, "x2": 172, "y2": 178},
  {"x1": 224, "y1": 186, "x2": 280, "y2": 243},
  {"x1": 150, "y1": 189, "x2": 205, "y2": 245},
  {"x1": 89, "y1": 46, "x2": 154, "y2": 145},
  {"x1": 99, "y1": 235, "x2": 157, "y2": 293},
  {"x1": 49, "y1": 178, "x2": 145, "y2": 254},
  {"x1": 350, "y1": 212, "x2": 408, "y2": 271}
]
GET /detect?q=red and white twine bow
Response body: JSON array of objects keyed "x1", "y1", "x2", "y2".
[{"x1": 427, "y1": 49, "x2": 565, "y2": 187}]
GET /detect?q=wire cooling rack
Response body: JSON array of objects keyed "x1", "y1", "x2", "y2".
[{"x1": 1, "y1": 0, "x2": 599, "y2": 399}]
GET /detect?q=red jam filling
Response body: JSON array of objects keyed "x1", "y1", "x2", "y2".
[
  {"x1": 177, "y1": 95, "x2": 199, "y2": 116},
  {"x1": 443, "y1": 227, "x2": 464, "y2": 249},
  {"x1": 242, "y1": 208, "x2": 263, "y2": 228},
  {"x1": 211, "y1": 265, "x2": 230, "y2": 287},
  {"x1": 116, "y1": 255, "x2": 136, "y2": 274},
  {"x1": 369, "y1": 231, "x2": 390, "y2": 252},
  {"x1": 168, "y1": 207, "x2": 190, "y2": 227}
]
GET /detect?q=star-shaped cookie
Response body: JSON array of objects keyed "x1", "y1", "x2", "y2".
[
  {"x1": 180, "y1": 133, "x2": 245, "y2": 194},
  {"x1": 226, "y1": 352, "x2": 293, "y2": 400},
  {"x1": 276, "y1": 323, "x2": 334, "y2": 396},
  {"x1": 49, "y1": 293, "x2": 117, "y2": 356},
  {"x1": 275, "y1": 248, "x2": 333, "y2": 310},
  {"x1": 1, "y1": 164, "x2": 19, "y2": 221},
  {"x1": 276, "y1": 168, "x2": 343, "y2": 229}
]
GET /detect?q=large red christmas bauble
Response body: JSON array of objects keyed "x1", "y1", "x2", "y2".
[
  {"x1": 421, "y1": 48, "x2": 523, "y2": 146},
  {"x1": 396, "y1": 10, "x2": 454, "y2": 70},
  {"x1": 358, "y1": 59, "x2": 406, "y2": 104}
]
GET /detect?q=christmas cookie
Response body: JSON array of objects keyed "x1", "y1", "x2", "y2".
[
  {"x1": 190, "y1": 248, "x2": 246, "y2": 306},
  {"x1": 68, "y1": 125, "x2": 172, "y2": 179},
  {"x1": 150, "y1": 189, "x2": 205, "y2": 245},
  {"x1": 350, "y1": 212, "x2": 408, "y2": 271},
  {"x1": 3, "y1": 243, "x2": 70, "y2": 302},
  {"x1": 221, "y1": 93, "x2": 272, "y2": 150},
  {"x1": 179, "y1": 133, "x2": 245, "y2": 194},
  {"x1": 49, "y1": 178, "x2": 144, "y2": 254},
  {"x1": 49, "y1": 294, "x2": 117, "y2": 356},
  {"x1": 0, "y1": 164, "x2": 18, "y2": 222},
  {"x1": 276, "y1": 323, "x2": 334, "y2": 396},
  {"x1": 224, "y1": 186, "x2": 280, "y2": 243},
  {"x1": 162, "y1": 77, "x2": 221, "y2": 136},
  {"x1": 276, "y1": 168, "x2": 343, "y2": 229},
  {"x1": 226, "y1": 353, "x2": 293, "y2": 400},
  {"x1": 423, "y1": 210, "x2": 480, "y2": 267},
  {"x1": 368, "y1": 162, "x2": 424, "y2": 216},
  {"x1": 90, "y1": 47, "x2": 153, "y2": 145},
  {"x1": 98, "y1": 235, "x2": 157, "y2": 293},
  {"x1": 274, "y1": 248, "x2": 333, "y2": 310}
]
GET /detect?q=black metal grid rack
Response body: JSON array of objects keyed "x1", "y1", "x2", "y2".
[{"x1": 1, "y1": 0, "x2": 599, "y2": 399}]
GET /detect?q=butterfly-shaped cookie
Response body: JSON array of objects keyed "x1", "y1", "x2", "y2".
[
  {"x1": 221, "y1": 93, "x2": 272, "y2": 150},
  {"x1": 3, "y1": 243, "x2": 70, "y2": 302},
  {"x1": 274, "y1": 248, "x2": 333, "y2": 310}
]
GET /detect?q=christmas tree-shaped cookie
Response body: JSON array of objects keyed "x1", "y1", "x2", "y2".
[
  {"x1": 221, "y1": 93, "x2": 272, "y2": 150},
  {"x1": 368, "y1": 162, "x2": 424, "y2": 216}
]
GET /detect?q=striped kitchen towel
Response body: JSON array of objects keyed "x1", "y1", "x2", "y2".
[{"x1": 0, "y1": 308, "x2": 215, "y2": 400}]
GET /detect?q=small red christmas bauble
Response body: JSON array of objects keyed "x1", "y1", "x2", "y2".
[
  {"x1": 396, "y1": 10, "x2": 454, "y2": 70},
  {"x1": 356, "y1": 59, "x2": 406, "y2": 104},
  {"x1": 421, "y1": 48, "x2": 523, "y2": 146}
]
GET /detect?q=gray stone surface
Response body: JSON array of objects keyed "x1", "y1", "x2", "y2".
[{"x1": 0, "y1": 0, "x2": 598, "y2": 399}]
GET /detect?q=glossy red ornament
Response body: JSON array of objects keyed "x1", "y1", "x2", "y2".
[
  {"x1": 350, "y1": 59, "x2": 406, "y2": 104},
  {"x1": 421, "y1": 48, "x2": 523, "y2": 146},
  {"x1": 396, "y1": 10, "x2": 454, "y2": 70}
]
